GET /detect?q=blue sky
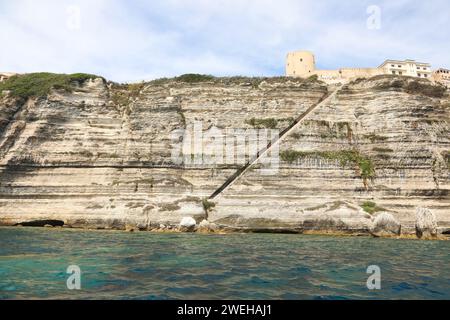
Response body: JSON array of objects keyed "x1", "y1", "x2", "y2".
[{"x1": 0, "y1": 0, "x2": 449, "y2": 82}]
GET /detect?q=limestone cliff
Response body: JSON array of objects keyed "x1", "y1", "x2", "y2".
[{"x1": 0, "y1": 74, "x2": 448, "y2": 236}]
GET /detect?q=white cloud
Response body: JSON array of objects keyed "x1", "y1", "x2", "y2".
[{"x1": 0, "y1": 0, "x2": 448, "y2": 82}]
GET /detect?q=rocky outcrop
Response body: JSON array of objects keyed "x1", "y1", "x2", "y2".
[
  {"x1": 197, "y1": 219, "x2": 217, "y2": 233},
  {"x1": 369, "y1": 212, "x2": 401, "y2": 237},
  {"x1": 0, "y1": 74, "x2": 449, "y2": 237},
  {"x1": 207, "y1": 76, "x2": 450, "y2": 237},
  {"x1": 415, "y1": 207, "x2": 438, "y2": 239},
  {"x1": 179, "y1": 217, "x2": 197, "y2": 232}
]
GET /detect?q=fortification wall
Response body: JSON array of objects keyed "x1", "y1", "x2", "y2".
[
  {"x1": 286, "y1": 51, "x2": 400, "y2": 84},
  {"x1": 286, "y1": 51, "x2": 315, "y2": 77},
  {"x1": 314, "y1": 68, "x2": 385, "y2": 84}
]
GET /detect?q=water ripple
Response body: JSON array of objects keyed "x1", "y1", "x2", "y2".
[{"x1": 0, "y1": 228, "x2": 448, "y2": 299}]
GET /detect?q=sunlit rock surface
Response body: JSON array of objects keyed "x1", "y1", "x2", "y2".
[{"x1": 0, "y1": 75, "x2": 448, "y2": 235}]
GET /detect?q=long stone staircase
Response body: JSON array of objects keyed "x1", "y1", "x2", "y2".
[{"x1": 209, "y1": 85, "x2": 342, "y2": 200}]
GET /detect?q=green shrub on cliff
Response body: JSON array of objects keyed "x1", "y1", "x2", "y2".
[
  {"x1": 305, "y1": 74, "x2": 319, "y2": 82},
  {"x1": 148, "y1": 75, "x2": 321, "y2": 87},
  {"x1": 280, "y1": 149, "x2": 375, "y2": 182},
  {"x1": 202, "y1": 199, "x2": 216, "y2": 213},
  {"x1": 363, "y1": 133, "x2": 388, "y2": 142},
  {"x1": 444, "y1": 151, "x2": 450, "y2": 166},
  {"x1": 0, "y1": 73, "x2": 100, "y2": 100},
  {"x1": 373, "y1": 147, "x2": 394, "y2": 153},
  {"x1": 361, "y1": 201, "x2": 386, "y2": 214},
  {"x1": 374, "y1": 78, "x2": 446, "y2": 98},
  {"x1": 145, "y1": 73, "x2": 214, "y2": 84},
  {"x1": 280, "y1": 150, "x2": 309, "y2": 163},
  {"x1": 405, "y1": 81, "x2": 446, "y2": 98},
  {"x1": 245, "y1": 118, "x2": 278, "y2": 129},
  {"x1": 111, "y1": 82, "x2": 145, "y2": 106},
  {"x1": 175, "y1": 74, "x2": 215, "y2": 83}
]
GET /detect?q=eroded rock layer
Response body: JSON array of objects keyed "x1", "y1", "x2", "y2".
[
  {"x1": 209, "y1": 77, "x2": 450, "y2": 234},
  {"x1": 0, "y1": 75, "x2": 448, "y2": 235},
  {"x1": 0, "y1": 77, "x2": 326, "y2": 230}
]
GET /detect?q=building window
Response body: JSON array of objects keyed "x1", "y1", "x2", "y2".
[
  {"x1": 391, "y1": 65, "x2": 395, "y2": 67},
  {"x1": 392, "y1": 71, "x2": 396, "y2": 74},
  {"x1": 398, "y1": 65, "x2": 401, "y2": 68},
  {"x1": 399, "y1": 71, "x2": 403, "y2": 75},
  {"x1": 300, "y1": 59, "x2": 303, "y2": 62},
  {"x1": 418, "y1": 74, "x2": 421, "y2": 77},
  {"x1": 424, "y1": 74, "x2": 428, "y2": 78}
]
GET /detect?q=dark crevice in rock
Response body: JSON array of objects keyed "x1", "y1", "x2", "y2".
[{"x1": 16, "y1": 220, "x2": 64, "y2": 227}]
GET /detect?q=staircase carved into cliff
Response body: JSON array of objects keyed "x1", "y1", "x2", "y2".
[{"x1": 209, "y1": 85, "x2": 342, "y2": 200}]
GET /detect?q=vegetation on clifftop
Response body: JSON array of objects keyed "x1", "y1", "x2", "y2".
[
  {"x1": 175, "y1": 74, "x2": 215, "y2": 83},
  {"x1": 149, "y1": 73, "x2": 325, "y2": 87},
  {"x1": 149, "y1": 74, "x2": 215, "y2": 85},
  {"x1": 373, "y1": 76, "x2": 446, "y2": 98},
  {"x1": 0, "y1": 73, "x2": 101, "y2": 100},
  {"x1": 111, "y1": 82, "x2": 145, "y2": 107}
]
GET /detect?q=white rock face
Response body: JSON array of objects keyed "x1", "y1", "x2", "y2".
[
  {"x1": 370, "y1": 212, "x2": 401, "y2": 237},
  {"x1": 198, "y1": 219, "x2": 210, "y2": 228},
  {"x1": 179, "y1": 217, "x2": 196, "y2": 232},
  {"x1": 197, "y1": 219, "x2": 217, "y2": 233},
  {"x1": 415, "y1": 207, "x2": 438, "y2": 238},
  {"x1": 0, "y1": 76, "x2": 449, "y2": 235}
]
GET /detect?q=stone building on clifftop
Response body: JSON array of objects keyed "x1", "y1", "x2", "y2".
[
  {"x1": 286, "y1": 50, "x2": 448, "y2": 85},
  {"x1": 286, "y1": 51, "x2": 383, "y2": 84},
  {"x1": 379, "y1": 59, "x2": 432, "y2": 78},
  {"x1": 433, "y1": 68, "x2": 450, "y2": 87}
]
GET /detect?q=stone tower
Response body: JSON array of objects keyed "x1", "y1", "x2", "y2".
[{"x1": 286, "y1": 51, "x2": 316, "y2": 77}]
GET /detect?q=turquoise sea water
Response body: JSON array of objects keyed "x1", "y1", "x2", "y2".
[{"x1": 0, "y1": 227, "x2": 448, "y2": 300}]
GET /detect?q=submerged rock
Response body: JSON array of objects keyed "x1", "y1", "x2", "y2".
[
  {"x1": 369, "y1": 212, "x2": 401, "y2": 237},
  {"x1": 415, "y1": 207, "x2": 438, "y2": 239},
  {"x1": 179, "y1": 217, "x2": 197, "y2": 232}
]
